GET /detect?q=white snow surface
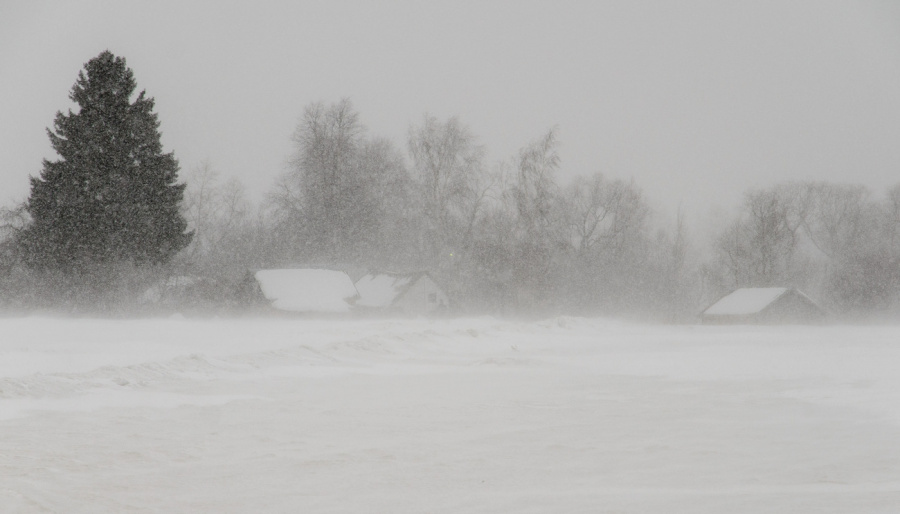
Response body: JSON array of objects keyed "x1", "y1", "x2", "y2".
[
  {"x1": 2, "y1": 317, "x2": 900, "y2": 512},
  {"x1": 254, "y1": 269, "x2": 358, "y2": 313},
  {"x1": 354, "y1": 273, "x2": 411, "y2": 307},
  {"x1": 703, "y1": 287, "x2": 788, "y2": 315}
]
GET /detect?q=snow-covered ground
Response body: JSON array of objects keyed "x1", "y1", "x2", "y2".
[{"x1": 2, "y1": 317, "x2": 900, "y2": 513}]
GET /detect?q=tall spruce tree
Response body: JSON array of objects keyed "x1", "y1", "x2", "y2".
[{"x1": 21, "y1": 51, "x2": 191, "y2": 270}]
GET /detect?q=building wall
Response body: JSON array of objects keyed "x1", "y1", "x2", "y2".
[{"x1": 395, "y1": 276, "x2": 449, "y2": 316}]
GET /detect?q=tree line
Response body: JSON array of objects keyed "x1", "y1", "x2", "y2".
[
  {"x1": 174, "y1": 99, "x2": 678, "y2": 318},
  {"x1": 1, "y1": 51, "x2": 899, "y2": 320},
  {"x1": 706, "y1": 181, "x2": 900, "y2": 317}
]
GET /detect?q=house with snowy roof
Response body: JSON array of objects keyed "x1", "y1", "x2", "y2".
[
  {"x1": 700, "y1": 287, "x2": 826, "y2": 325},
  {"x1": 354, "y1": 271, "x2": 449, "y2": 316},
  {"x1": 242, "y1": 268, "x2": 359, "y2": 314}
]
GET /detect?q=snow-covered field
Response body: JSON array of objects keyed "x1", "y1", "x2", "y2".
[{"x1": 2, "y1": 317, "x2": 900, "y2": 513}]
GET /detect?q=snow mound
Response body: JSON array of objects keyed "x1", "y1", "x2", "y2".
[{"x1": 255, "y1": 269, "x2": 358, "y2": 313}]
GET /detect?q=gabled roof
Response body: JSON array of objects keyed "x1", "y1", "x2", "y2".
[
  {"x1": 255, "y1": 269, "x2": 358, "y2": 313},
  {"x1": 355, "y1": 271, "x2": 431, "y2": 308},
  {"x1": 702, "y1": 287, "x2": 789, "y2": 316}
]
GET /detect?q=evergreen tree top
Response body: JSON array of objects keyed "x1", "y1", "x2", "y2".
[
  {"x1": 70, "y1": 51, "x2": 138, "y2": 110},
  {"x1": 43, "y1": 51, "x2": 171, "y2": 182},
  {"x1": 22, "y1": 50, "x2": 191, "y2": 270}
]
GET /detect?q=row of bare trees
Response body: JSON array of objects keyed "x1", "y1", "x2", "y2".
[
  {"x1": 167, "y1": 99, "x2": 680, "y2": 317},
  {"x1": 3, "y1": 97, "x2": 899, "y2": 319}
]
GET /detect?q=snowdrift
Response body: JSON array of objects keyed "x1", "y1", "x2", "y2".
[{"x1": 1, "y1": 317, "x2": 899, "y2": 512}]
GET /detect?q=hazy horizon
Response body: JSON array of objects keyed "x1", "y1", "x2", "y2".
[{"x1": 3, "y1": 1, "x2": 900, "y2": 220}]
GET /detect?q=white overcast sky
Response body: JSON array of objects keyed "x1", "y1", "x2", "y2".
[{"x1": 2, "y1": 1, "x2": 900, "y2": 219}]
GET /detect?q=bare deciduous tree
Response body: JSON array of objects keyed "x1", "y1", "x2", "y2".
[
  {"x1": 179, "y1": 161, "x2": 264, "y2": 283},
  {"x1": 272, "y1": 99, "x2": 376, "y2": 264},
  {"x1": 712, "y1": 185, "x2": 806, "y2": 290},
  {"x1": 802, "y1": 182, "x2": 874, "y2": 261},
  {"x1": 563, "y1": 173, "x2": 648, "y2": 258},
  {"x1": 408, "y1": 115, "x2": 485, "y2": 267}
]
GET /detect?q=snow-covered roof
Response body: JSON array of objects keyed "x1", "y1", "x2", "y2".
[
  {"x1": 255, "y1": 269, "x2": 358, "y2": 313},
  {"x1": 703, "y1": 288, "x2": 789, "y2": 316},
  {"x1": 355, "y1": 273, "x2": 412, "y2": 308},
  {"x1": 354, "y1": 272, "x2": 432, "y2": 308}
]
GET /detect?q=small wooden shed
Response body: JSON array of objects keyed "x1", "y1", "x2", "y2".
[{"x1": 700, "y1": 287, "x2": 826, "y2": 325}]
